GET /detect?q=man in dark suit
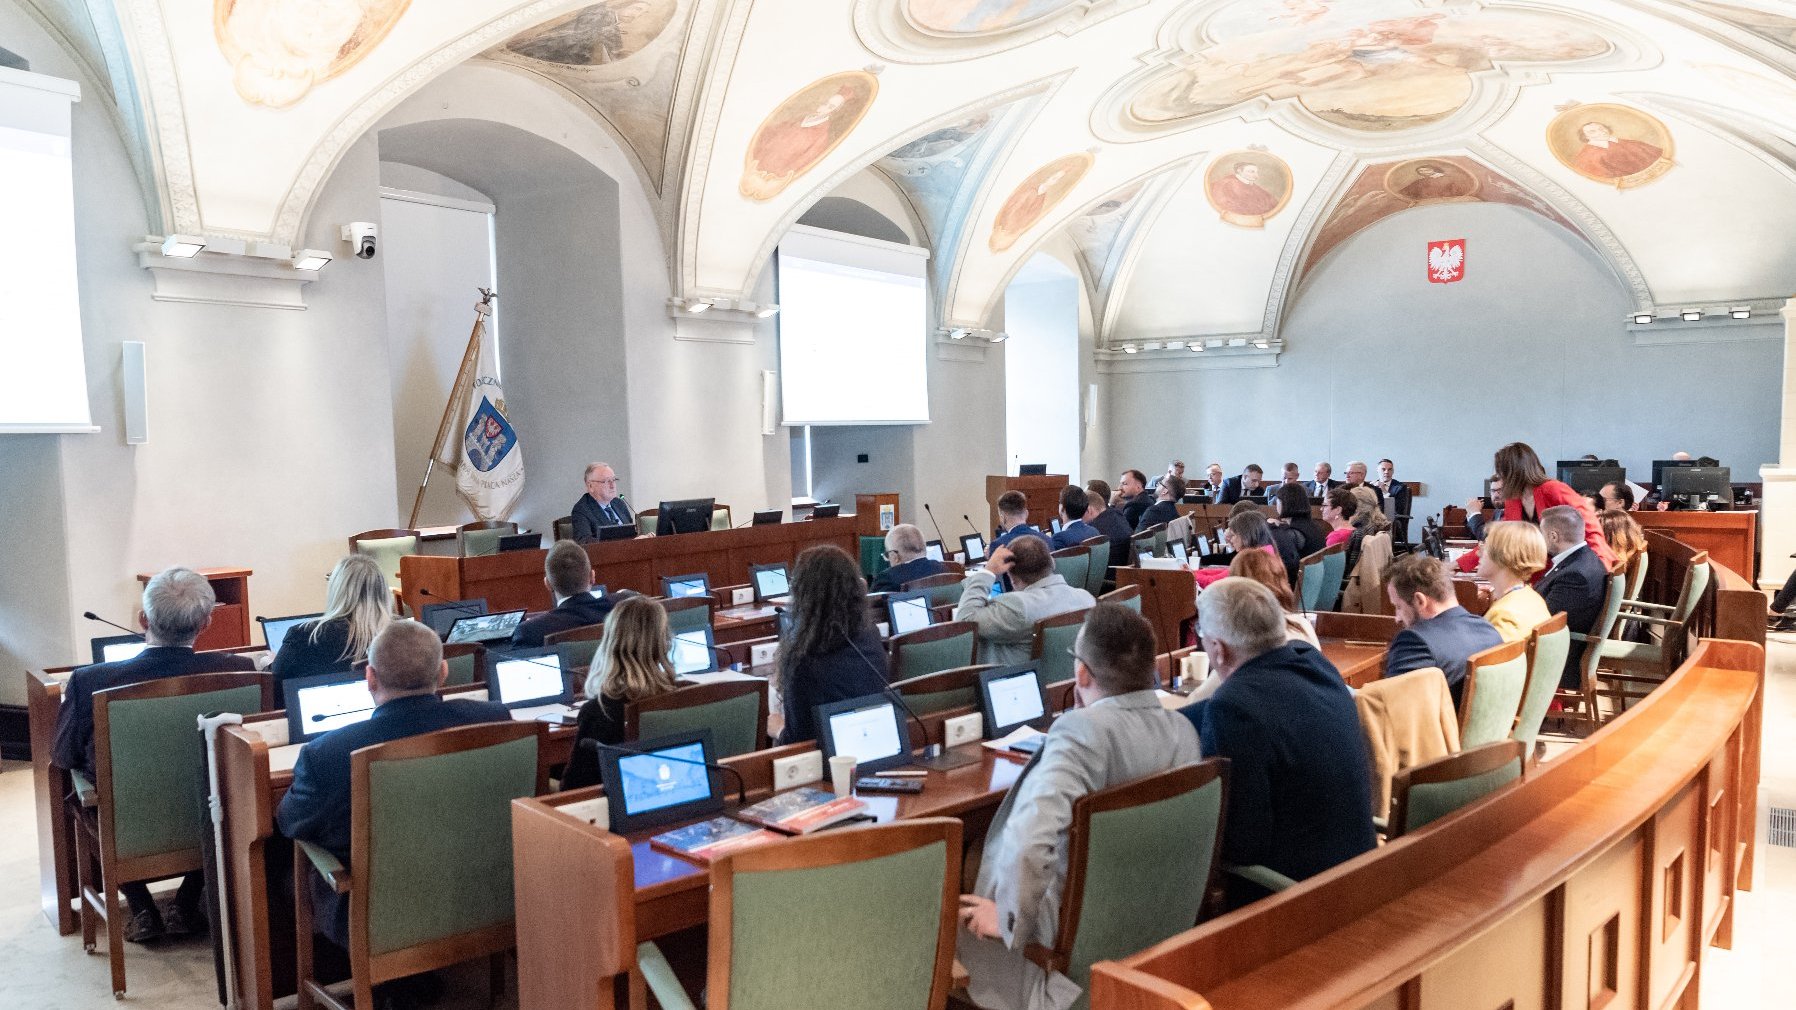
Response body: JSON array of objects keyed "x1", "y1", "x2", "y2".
[
  {"x1": 990, "y1": 490, "x2": 1048, "y2": 550},
  {"x1": 1383, "y1": 552, "x2": 1503, "y2": 706},
  {"x1": 277, "y1": 620, "x2": 511, "y2": 951},
  {"x1": 1538, "y1": 505, "x2": 1610, "y2": 686},
  {"x1": 1135, "y1": 475, "x2": 1184, "y2": 531},
  {"x1": 1343, "y1": 460, "x2": 1385, "y2": 513},
  {"x1": 510, "y1": 540, "x2": 624, "y2": 648},
  {"x1": 870, "y1": 523, "x2": 946, "y2": 593},
  {"x1": 1376, "y1": 458, "x2": 1413, "y2": 541},
  {"x1": 51, "y1": 567, "x2": 257, "y2": 941},
  {"x1": 570, "y1": 461, "x2": 635, "y2": 542},
  {"x1": 1309, "y1": 462, "x2": 1343, "y2": 500},
  {"x1": 1048, "y1": 485, "x2": 1101, "y2": 550},
  {"x1": 1179, "y1": 578, "x2": 1375, "y2": 909},
  {"x1": 1220, "y1": 464, "x2": 1266, "y2": 505},
  {"x1": 1115, "y1": 469, "x2": 1151, "y2": 528},
  {"x1": 1085, "y1": 479, "x2": 1133, "y2": 580}
]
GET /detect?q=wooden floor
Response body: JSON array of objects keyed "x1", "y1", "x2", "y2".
[{"x1": 4, "y1": 639, "x2": 1793, "y2": 1009}]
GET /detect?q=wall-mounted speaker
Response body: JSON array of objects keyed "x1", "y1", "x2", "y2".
[
  {"x1": 761, "y1": 369, "x2": 777, "y2": 436},
  {"x1": 122, "y1": 341, "x2": 147, "y2": 444}
]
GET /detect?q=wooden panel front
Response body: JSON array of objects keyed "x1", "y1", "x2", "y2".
[
  {"x1": 1417, "y1": 896, "x2": 1548, "y2": 1010},
  {"x1": 1560, "y1": 834, "x2": 1643, "y2": 1010},
  {"x1": 1111, "y1": 568, "x2": 1195, "y2": 655},
  {"x1": 1633, "y1": 510, "x2": 1756, "y2": 583},
  {"x1": 1646, "y1": 783, "x2": 1702, "y2": 1010},
  {"x1": 986, "y1": 474, "x2": 1068, "y2": 534}
]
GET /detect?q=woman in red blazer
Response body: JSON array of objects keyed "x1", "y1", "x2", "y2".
[{"x1": 1457, "y1": 442, "x2": 1616, "y2": 573}]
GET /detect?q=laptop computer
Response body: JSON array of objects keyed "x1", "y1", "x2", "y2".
[
  {"x1": 419, "y1": 598, "x2": 487, "y2": 638},
  {"x1": 284, "y1": 673, "x2": 377, "y2": 745},
  {"x1": 978, "y1": 664, "x2": 1051, "y2": 739},
  {"x1": 816, "y1": 694, "x2": 912, "y2": 776},
  {"x1": 259, "y1": 612, "x2": 323, "y2": 657},
  {"x1": 752, "y1": 509, "x2": 783, "y2": 525},
  {"x1": 670, "y1": 627, "x2": 720, "y2": 676},
  {"x1": 497, "y1": 532, "x2": 542, "y2": 553},
  {"x1": 596, "y1": 729, "x2": 726, "y2": 833},
  {"x1": 444, "y1": 609, "x2": 527, "y2": 645},
  {"x1": 885, "y1": 592, "x2": 933, "y2": 637},
  {"x1": 89, "y1": 634, "x2": 147, "y2": 665},
  {"x1": 593, "y1": 524, "x2": 637, "y2": 543},
  {"x1": 749, "y1": 563, "x2": 791, "y2": 604},
  {"x1": 661, "y1": 573, "x2": 711, "y2": 599},
  {"x1": 488, "y1": 649, "x2": 574, "y2": 719}
]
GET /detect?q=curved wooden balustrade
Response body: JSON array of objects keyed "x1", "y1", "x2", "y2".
[{"x1": 1091, "y1": 536, "x2": 1766, "y2": 1010}]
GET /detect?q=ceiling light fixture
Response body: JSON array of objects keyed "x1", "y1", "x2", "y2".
[
  {"x1": 755, "y1": 305, "x2": 779, "y2": 318},
  {"x1": 1631, "y1": 312, "x2": 1654, "y2": 325},
  {"x1": 1730, "y1": 306, "x2": 1751, "y2": 320},
  {"x1": 290, "y1": 249, "x2": 332, "y2": 271},
  {"x1": 1188, "y1": 341, "x2": 1204, "y2": 352},
  {"x1": 686, "y1": 298, "x2": 712, "y2": 313},
  {"x1": 990, "y1": 332, "x2": 1008, "y2": 343},
  {"x1": 160, "y1": 234, "x2": 206, "y2": 258},
  {"x1": 1122, "y1": 344, "x2": 1138, "y2": 354},
  {"x1": 1253, "y1": 339, "x2": 1270, "y2": 349},
  {"x1": 1680, "y1": 309, "x2": 1702, "y2": 322},
  {"x1": 949, "y1": 328, "x2": 968, "y2": 340}
]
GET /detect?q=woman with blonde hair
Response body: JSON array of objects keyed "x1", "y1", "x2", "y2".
[
  {"x1": 1477, "y1": 522, "x2": 1552, "y2": 642},
  {"x1": 271, "y1": 554, "x2": 392, "y2": 690},
  {"x1": 1227, "y1": 547, "x2": 1319, "y2": 647},
  {"x1": 562, "y1": 595, "x2": 685, "y2": 788}
]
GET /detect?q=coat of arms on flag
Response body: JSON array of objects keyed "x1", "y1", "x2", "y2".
[
  {"x1": 1427, "y1": 239, "x2": 1466, "y2": 284},
  {"x1": 414, "y1": 290, "x2": 526, "y2": 524}
]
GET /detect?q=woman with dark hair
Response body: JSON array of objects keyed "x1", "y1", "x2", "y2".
[
  {"x1": 1460, "y1": 442, "x2": 1615, "y2": 572},
  {"x1": 774, "y1": 544, "x2": 889, "y2": 745},
  {"x1": 1195, "y1": 510, "x2": 1294, "y2": 590},
  {"x1": 1322, "y1": 487, "x2": 1358, "y2": 547},
  {"x1": 1273, "y1": 482, "x2": 1328, "y2": 558}
]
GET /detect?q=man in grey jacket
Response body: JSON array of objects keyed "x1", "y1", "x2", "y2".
[
  {"x1": 954, "y1": 536, "x2": 1096, "y2": 665},
  {"x1": 957, "y1": 602, "x2": 1202, "y2": 1010}
]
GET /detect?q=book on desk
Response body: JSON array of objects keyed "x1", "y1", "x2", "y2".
[
  {"x1": 649, "y1": 817, "x2": 783, "y2": 863},
  {"x1": 735, "y1": 786, "x2": 868, "y2": 834}
]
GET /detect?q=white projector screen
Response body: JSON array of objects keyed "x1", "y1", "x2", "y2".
[
  {"x1": 776, "y1": 225, "x2": 930, "y2": 426},
  {"x1": 0, "y1": 69, "x2": 88, "y2": 433}
]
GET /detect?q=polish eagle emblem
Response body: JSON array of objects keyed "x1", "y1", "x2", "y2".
[{"x1": 1427, "y1": 239, "x2": 1465, "y2": 284}]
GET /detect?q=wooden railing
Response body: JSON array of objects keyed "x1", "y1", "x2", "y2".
[{"x1": 1091, "y1": 536, "x2": 1766, "y2": 1010}]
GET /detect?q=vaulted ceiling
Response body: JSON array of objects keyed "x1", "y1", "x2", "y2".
[{"x1": 28, "y1": 0, "x2": 1796, "y2": 343}]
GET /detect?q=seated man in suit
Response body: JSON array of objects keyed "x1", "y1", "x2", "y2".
[
  {"x1": 1376, "y1": 458, "x2": 1413, "y2": 540},
  {"x1": 1146, "y1": 459, "x2": 1184, "y2": 492},
  {"x1": 510, "y1": 540, "x2": 624, "y2": 648},
  {"x1": 1114, "y1": 469, "x2": 1151, "y2": 528},
  {"x1": 51, "y1": 566, "x2": 258, "y2": 942},
  {"x1": 1135, "y1": 475, "x2": 1184, "y2": 532},
  {"x1": 1463, "y1": 475, "x2": 1503, "y2": 544},
  {"x1": 1048, "y1": 485, "x2": 1100, "y2": 551},
  {"x1": 1195, "y1": 462, "x2": 1227, "y2": 501},
  {"x1": 1084, "y1": 479, "x2": 1134, "y2": 577},
  {"x1": 570, "y1": 461, "x2": 635, "y2": 542},
  {"x1": 1180, "y1": 578, "x2": 1375, "y2": 909},
  {"x1": 991, "y1": 490, "x2": 1049, "y2": 551},
  {"x1": 1538, "y1": 505, "x2": 1610, "y2": 685},
  {"x1": 957, "y1": 603, "x2": 1201, "y2": 1010},
  {"x1": 1280, "y1": 462, "x2": 1302, "y2": 486},
  {"x1": 277, "y1": 620, "x2": 511, "y2": 955},
  {"x1": 870, "y1": 523, "x2": 945, "y2": 593},
  {"x1": 1220, "y1": 464, "x2": 1266, "y2": 504},
  {"x1": 1384, "y1": 552, "x2": 1503, "y2": 706},
  {"x1": 954, "y1": 536, "x2": 1096, "y2": 665},
  {"x1": 1342, "y1": 460, "x2": 1385, "y2": 513},
  {"x1": 1310, "y1": 461, "x2": 1342, "y2": 500}
]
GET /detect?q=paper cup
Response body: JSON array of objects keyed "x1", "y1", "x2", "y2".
[
  {"x1": 1181, "y1": 652, "x2": 1209, "y2": 686},
  {"x1": 829, "y1": 755, "x2": 857, "y2": 797}
]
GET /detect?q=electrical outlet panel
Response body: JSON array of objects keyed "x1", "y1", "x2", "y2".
[
  {"x1": 750, "y1": 641, "x2": 780, "y2": 669},
  {"x1": 731, "y1": 586, "x2": 754, "y2": 606},
  {"x1": 561, "y1": 797, "x2": 609, "y2": 829},
  {"x1": 944, "y1": 713, "x2": 984, "y2": 748},
  {"x1": 773, "y1": 751, "x2": 823, "y2": 790}
]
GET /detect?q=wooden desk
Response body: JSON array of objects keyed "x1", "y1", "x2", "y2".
[
  {"x1": 1317, "y1": 639, "x2": 1387, "y2": 689},
  {"x1": 1111, "y1": 567, "x2": 1196, "y2": 654},
  {"x1": 398, "y1": 517, "x2": 857, "y2": 618},
  {"x1": 1634, "y1": 508, "x2": 1757, "y2": 582},
  {"x1": 986, "y1": 474, "x2": 1067, "y2": 534}
]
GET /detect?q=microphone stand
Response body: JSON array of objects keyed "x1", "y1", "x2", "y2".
[{"x1": 84, "y1": 611, "x2": 141, "y2": 636}]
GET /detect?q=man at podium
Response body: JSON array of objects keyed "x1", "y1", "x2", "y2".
[{"x1": 571, "y1": 462, "x2": 635, "y2": 541}]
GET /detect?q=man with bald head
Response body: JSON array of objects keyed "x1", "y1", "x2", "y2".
[{"x1": 572, "y1": 461, "x2": 635, "y2": 542}]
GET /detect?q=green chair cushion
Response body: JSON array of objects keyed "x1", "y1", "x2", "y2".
[
  {"x1": 1403, "y1": 758, "x2": 1522, "y2": 833},
  {"x1": 1036, "y1": 621, "x2": 1082, "y2": 686},
  {"x1": 1513, "y1": 626, "x2": 1569, "y2": 747},
  {"x1": 1084, "y1": 542, "x2": 1110, "y2": 595},
  {"x1": 1053, "y1": 554, "x2": 1090, "y2": 594},
  {"x1": 444, "y1": 651, "x2": 480, "y2": 687},
  {"x1": 365, "y1": 734, "x2": 538, "y2": 955},
  {"x1": 1460, "y1": 655, "x2": 1527, "y2": 748},
  {"x1": 898, "y1": 687, "x2": 976, "y2": 716},
  {"x1": 105, "y1": 684, "x2": 263, "y2": 860},
  {"x1": 461, "y1": 527, "x2": 510, "y2": 557},
  {"x1": 1299, "y1": 561, "x2": 1326, "y2": 612},
  {"x1": 555, "y1": 638, "x2": 603, "y2": 672},
  {"x1": 354, "y1": 536, "x2": 417, "y2": 586},
  {"x1": 1316, "y1": 551, "x2": 1347, "y2": 612},
  {"x1": 666, "y1": 604, "x2": 711, "y2": 637},
  {"x1": 639, "y1": 692, "x2": 762, "y2": 759},
  {"x1": 894, "y1": 633, "x2": 976, "y2": 683}
]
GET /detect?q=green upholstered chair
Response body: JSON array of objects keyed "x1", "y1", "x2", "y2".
[
  {"x1": 294, "y1": 722, "x2": 545, "y2": 1010},
  {"x1": 1130, "y1": 525, "x2": 1164, "y2": 561},
  {"x1": 441, "y1": 642, "x2": 486, "y2": 687},
  {"x1": 636, "y1": 510, "x2": 658, "y2": 536},
  {"x1": 1553, "y1": 573, "x2": 1627, "y2": 729},
  {"x1": 627, "y1": 681, "x2": 769, "y2": 759},
  {"x1": 1051, "y1": 546, "x2": 1091, "y2": 595},
  {"x1": 457, "y1": 520, "x2": 518, "y2": 558},
  {"x1": 76, "y1": 672, "x2": 267, "y2": 996},
  {"x1": 659, "y1": 596, "x2": 712, "y2": 637},
  {"x1": 679, "y1": 819, "x2": 963, "y2": 1010},
  {"x1": 1081, "y1": 537, "x2": 1111, "y2": 595},
  {"x1": 1029, "y1": 761, "x2": 1228, "y2": 1007},
  {"x1": 545, "y1": 622, "x2": 606, "y2": 672},
  {"x1": 1512, "y1": 612, "x2": 1569, "y2": 753},
  {"x1": 888, "y1": 621, "x2": 978, "y2": 684},
  {"x1": 861, "y1": 536, "x2": 891, "y2": 582},
  {"x1": 1598, "y1": 554, "x2": 1712, "y2": 711},
  {"x1": 1314, "y1": 542, "x2": 1348, "y2": 612},
  {"x1": 1151, "y1": 525, "x2": 1169, "y2": 558},
  {"x1": 1031, "y1": 608, "x2": 1091, "y2": 687},
  {"x1": 552, "y1": 516, "x2": 575, "y2": 542},
  {"x1": 1098, "y1": 584, "x2": 1141, "y2": 613},
  {"x1": 904, "y1": 572, "x2": 965, "y2": 611},
  {"x1": 711, "y1": 506, "x2": 733, "y2": 531},
  {"x1": 891, "y1": 664, "x2": 994, "y2": 716},
  {"x1": 348, "y1": 529, "x2": 419, "y2": 588},
  {"x1": 1387, "y1": 741, "x2": 1525, "y2": 839},
  {"x1": 1297, "y1": 547, "x2": 1329, "y2": 612},
  {"x1": 1457, "y1": 638, "x2": 1529, "y2": 748}
]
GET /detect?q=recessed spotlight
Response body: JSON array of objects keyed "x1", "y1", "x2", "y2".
[
  {"x1": 1631, "y1": 312, "x2": 1655, "y2": 325},
  {"x1": 755, "y1": 305, "x2": 779, "y2": 318},
  {"x1": 1188, "y1": 341, "x2": 1204, "y2": 352},
  {"x1": 1680, "y1": 309, "x2": 1702, "y2": 322},
  {"x1": 1122, "y1": 344, "x2": 1138, "y2": 354},
  {"x1": 1730, "y1": 306, "x2": 1751, "y2": 320},
  {"x1": 686, "y1": 298, "x2": 712, "y2": 313},
  {"x1": 160, "y1": 234, "x2": 206, "y2": 258},
  {"x1": 990, "y1": 332, "x2": 1008, "y2": 343},
  {"x1": 291, "y1": 249, "x2": 332, "y2": 271}
]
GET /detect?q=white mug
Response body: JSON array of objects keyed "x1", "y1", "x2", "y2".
[
  {"x1": 1181, "y1": 651, "x2": 1209, "y2": 686},
  {"x1": 828, "y1": 755, "x2": 857, "y2": 797}
]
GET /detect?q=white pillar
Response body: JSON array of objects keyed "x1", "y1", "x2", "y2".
[{"x1": 1756, "y1": 298, "x2": 1796, "y2": 592}]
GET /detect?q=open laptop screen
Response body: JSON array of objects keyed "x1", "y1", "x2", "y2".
[
  {"x1": 260, "y1": 613, "x2": 323, "y2": 657},
  {"x1": 284, "y1": 674, "x2": 377, "y2": 744},
  {"x1": 445, "y1": 610, "x2": 526, "y2": 645},
  {"x1": 886, "y1": 592, "x2": 932, "y2": 637},
  {"x1": 419, "y1": 599, "x2": 487, "y2": 638},
  {"x1": 90, "y1": 634, "x2": 147, "y2": 665},
  {"x1": 489, "y1": 651, "x2": 570, "y2": 708}
]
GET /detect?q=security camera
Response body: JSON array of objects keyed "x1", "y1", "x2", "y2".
[{"x1": 341, "y1": 222, "x2": 377, "y2": 259}]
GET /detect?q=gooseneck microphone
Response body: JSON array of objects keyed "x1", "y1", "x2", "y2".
[
  {"x1": 84, "y1": 611, "x2": 139, "y2": 636},
  {"x1": 962, "y1": 514, "x2": 983, "y2": 538},
  {"x1": 922, "y1": 503, "x2": 949, "y2": 550},
  {"x1": 579, "y1": 738, "x2": 748, "y2": 806}
]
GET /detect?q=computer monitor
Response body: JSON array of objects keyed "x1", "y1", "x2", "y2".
[
  {"x1": 596, "y1": 730, "x2": 726, "y2": 833},
  {"x1": 815, "y1": 694, "x2": 911, "y2": 775},
  {"x1": 1018, "y1": 463, "x2": 1048, "y2": 476},
  {"x1": 1662, "y1": 465, "x2": 1732, "y2": 504},
  {"x1": 661, "y1": 573, "x2": 711, "y2": 599},
  {"x1": 444, "y1": 609, "x2": 526, "y2": 645},
  {"x1": 749, "y1": 563, "x2": 791, "y2": 603},
  {"x1": 977, "y1": 664, "x2": 1050, "y2": 738},
  {"x1": 655, "y1": 498, "x2": 715, "y2": 536},
  {"x1": 924, "y1": 539, "x2": 945, "y2": 562},
  {"x1": 497, "y1": 532, "x2": 542, "y2": 553},
  {"x1": 886, "y1": 592, "x2": 933, "y2": 637},
  {"x1": 593, "y1": 524, "x2": 637, "y2": 543},
  {"x1": 89, "y1": 634, "x2": 147, "y2": 665},
  {"x1": 487, "y1": 649, "x2": 572, "y2": 709},
  {"x1": 259, "y1": 612, "x2": 323, "y2": 657},
  {"x1": 810, "y1": 502, "x2": 841, "y2": 519},
  {"x1": 284, "y1": 673, "x2": 377, "y2": 745},
  {"x1": 960, "y1": 534, "x2": 986, "y2": 563},
  {"x1": 1651, "y1": 459, "x2": 1701, "y2": 487},
  {"x1": 751, "y1": 509, "x2": 783, "y2": 525},
  {"x1": 419, "y1": 599, "x2": 487, "y2": 638},
  {"x1": 670, "y1": 627, "x2": 718, "y2": 676},
  {"x1": 1555, "y1": 461, "x2": 1624, "y2": 495}
]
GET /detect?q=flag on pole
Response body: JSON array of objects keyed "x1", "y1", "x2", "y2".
[{"x1": 433, "y1": 294, "x2": 525, "y2": 520}]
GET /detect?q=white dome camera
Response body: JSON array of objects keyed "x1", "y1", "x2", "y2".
[{"x1": 341, "y1": 222, "x2": 377, "y2": 260}]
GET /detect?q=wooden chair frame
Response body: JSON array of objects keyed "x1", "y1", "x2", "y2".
[
  {"x1": 551, "y1": 516, "x2": 575, "y2": 542},
  {"x1": 542, "y1": 623, "x2": 606, "y2": 647},
  {"x1": 295, "y1": 721, "x2": 548, "y2": 1010},
  {"x1": 890, "y1": 664, "x2": 996, "y2": 699},
  {"x1": 903, "y1": 572, "x2": 965, "y2": 604},
  {"x1": 1026, "y1": 761, "x2": 1229, "y2": 974},
  {"x1": 78, "y1": 672, "x2": 268, "y2": 996},
  {"x1": 441, "y1": 642, "x2": 488, "y2": 686},
  {"x1": 1457, "y1": 638, "x2": 1528, "y2": 740},
  {"x1": 1130, "y1": 524, "x2": 1166, "y2": 560},
  {"x1": 1098, "y1": 584, "x2": 1142, "y2": 607},
  {"x1": 1310, "y1": 611, "x2": 1397, "y2": 643},
  {"x1": 1387, "y1": 740, "x2": 1525, "y2": 840},
  {"x1": 887, "y1": 621, "x2": 978, "y2": 681},
  {"x1": 705, "y1": 818, "x2": 963, "y2": 1010},
  {"x1": 347, "y1": 528, "x2": 418, "y2": 553},
  {"x1": 623, "y1": 680, "x2": 770, "y2": 755},
  {"x1": 1514, "y1": 612, "x2": 1568, "y2": 745}
]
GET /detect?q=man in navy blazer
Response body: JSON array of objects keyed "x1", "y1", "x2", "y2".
[
  {"x1": 1383, "y1": 553, "x2": 1503, "y2": 707},
  {"x1": 52, "y1": 567, "x2": 257, "y2": 941},
  {"x1": 570, "y1": 461, "x2": 635, "y2": 542},
  {"x1": 1180, "y1": 578, "x2": 1375, "y2": 909},
  {"x1": 1048, "y1": 485, "x2": 1101, "y2": 550},
  {"x1": 1538, "y1": 506, "x2": 1611, "y2": 687},
  {"x1": 510, "y1": 540, "x2": 625, "y2": 648},
  {"x1": 1220, "y1": 464, "x2": 1267, "y2": 505},
  {"x1": 870, "y1": 523, "x2": 946, "y2": 592},
  {"x1": 277, "y1": 620, "x2": 511, "y2": 949}
]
